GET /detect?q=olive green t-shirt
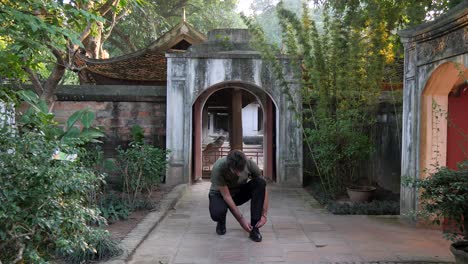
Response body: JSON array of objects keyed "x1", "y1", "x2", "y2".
[{"x1": 209, "y1": 157, "x2": 262, "y2": 195}]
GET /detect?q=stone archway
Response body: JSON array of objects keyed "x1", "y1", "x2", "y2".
[
  {"x1": 165, "y1": 28, "x2": 302, "y2": 186},
  {"x1": 398, "y1": 3, "x2": 467, "y2": 217},
  {"x1": 191, "y1": 82, "x2": 278, "y2": 183}
]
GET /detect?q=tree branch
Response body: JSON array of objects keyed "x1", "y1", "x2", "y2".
[
  {"x1": 108, "y1": 35, "x2": 131, "y2": 54},
  {"x1": 22, "y1": 66, "x2": 44, "y2": 95},
  {"x1": 11, "y1": 242, "x2": 24, "y2": 264},
  {"x1": 47, "y1": 44, "x2": 66, "y2": 67},
  {"x1": 40, "y1": 44, "x2": 67, "y2": 104},
  {"x1": 102, "y1": 10, "x2": 119, "y2": 44},
  {"x1": 79, "y1": 22, "x2": 93, "y2": 43},
  {"x1": 98, "y1": 0, "x2": 119, "y2": 16},
  {"x1": 112, "y1": 27, "x2": 137, "y2": 52}
]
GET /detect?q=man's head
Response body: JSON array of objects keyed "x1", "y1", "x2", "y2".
[{"x1": 226, "y1": 150, "x2": 247, "y2": 174}]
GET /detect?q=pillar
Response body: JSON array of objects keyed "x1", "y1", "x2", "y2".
[{"x1": 230, "y1": 89, "x2": 243, "y2": 150}]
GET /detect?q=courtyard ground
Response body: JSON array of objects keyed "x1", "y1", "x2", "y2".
[{"x1": 123, "y1": 181, "x2": 454, "y2": 264}]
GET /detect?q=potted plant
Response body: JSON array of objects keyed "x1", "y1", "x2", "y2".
[
  {"x1": 417, "y1": 163, "x2": 468, "y2": 264},
  {"x1": 345, "y1": 146, "x2": 378, "y2": 203},
  {"x1": 346, "y1": 185, "x2": 376, "y2": 203}
]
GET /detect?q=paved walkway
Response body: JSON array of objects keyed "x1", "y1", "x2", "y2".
[{"x1": 128, "y1": 181, "x2": 454, "y2": 264}]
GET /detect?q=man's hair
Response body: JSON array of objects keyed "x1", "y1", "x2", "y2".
[{"x1": 226, "y1": 150, "x2": 247, "y2": 172}]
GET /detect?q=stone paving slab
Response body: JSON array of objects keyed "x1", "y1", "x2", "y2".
[
  {"x1": 102, "y1": 184, "x2": 187, "y2": 264},
  {"x1": 126, "y1": 181, "x2": 455, "y2": 264}
]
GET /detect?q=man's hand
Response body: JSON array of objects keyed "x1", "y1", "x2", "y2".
[
  {"x1": 255, "y1": 215, "x2": 267, "y2": 228},
  {"x1": 239, "y1": 217, "x2": 252, "y2": 232}
]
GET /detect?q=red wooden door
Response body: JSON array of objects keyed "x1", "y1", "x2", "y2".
[{"x1": 447, "y1": 87, "x2": 468, "y2": 170}]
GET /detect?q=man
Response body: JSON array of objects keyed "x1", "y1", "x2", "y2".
[{"x1": 208, "y1": 149, "x2": 268, "y2": 242}]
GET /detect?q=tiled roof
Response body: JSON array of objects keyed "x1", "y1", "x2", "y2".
[
  {"x1": 76, "y1": 51, "x2": 167, "y2": 83},
  {"x1": 76, "y1": 22, "x2": 206, "y2": 85}
]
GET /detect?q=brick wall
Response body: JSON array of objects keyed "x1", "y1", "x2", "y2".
[
  {"x1": 53, "y1": 101, "x2": 166, "y2": 156},
  {"x1": 53, "y1": 85, "x2": 167, "y2": 157}
]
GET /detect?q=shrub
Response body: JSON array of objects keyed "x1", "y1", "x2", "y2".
[
  {"x1": 418, "y1": 164, "x2": 468, "y2": 241},
  {"x1": 326, "y1": 200, "x2": 400, "y2": 215},
  {"x1": 98, "y1": 193, "x2": 131, "y2": 222},
  {"x1": 0, "y1": 91, "x2": 119, "y2": 263},
  {"x1": 56, "y1": 228, "x2": 122, "y2": 263},
  {"x1": 116, "y1": 142, "x2": 169, "y2": 207},
  {"x1": 307, "y1": 180, "x2": 399, "y2": 215}
]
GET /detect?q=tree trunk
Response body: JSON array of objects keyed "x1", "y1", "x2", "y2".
[
  {"x1": 41, "y1": 63, "x2": 66, "y2": 106},
  {"x1": 83, "y1": 21, "x2": 104, "y2": 59}
]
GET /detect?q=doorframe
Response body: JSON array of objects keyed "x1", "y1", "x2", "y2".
[{"x1": 191, "y1": 82, "x2": 279, "y2": 183}]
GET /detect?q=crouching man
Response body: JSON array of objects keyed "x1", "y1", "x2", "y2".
[{"x1": 208, "y1": 150, "x2": 268, "y2": 242}]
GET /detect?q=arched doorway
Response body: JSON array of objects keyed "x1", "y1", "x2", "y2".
[
  {"x1": 192, "y1": 83, "x2": 277, "y2": 183},
  {"x1": 420, "y1": 62, "x2": 468, "y2": 177}
]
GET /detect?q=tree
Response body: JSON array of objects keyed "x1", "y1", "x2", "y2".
[
  {"x1": 243, "y1": 0, "x2": 464, "y2": 196},
  {"x1": 0, "y1": 0, "x2": 143, "y2": 105},
  {"x1": 105, "y1": 0, "x2": 244, "y2": 55}
]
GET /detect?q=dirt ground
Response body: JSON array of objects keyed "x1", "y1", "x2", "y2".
[{"x1": 104, "y1": 185, "x2": 173, "y2": 241}]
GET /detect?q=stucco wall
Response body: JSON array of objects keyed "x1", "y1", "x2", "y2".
[{"x1": 166, "y1": 29, "x2": 303, "y2": 186}]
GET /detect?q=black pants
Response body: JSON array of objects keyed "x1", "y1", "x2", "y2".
[{"x1": 209, "y1": 177, "x2": 266, "y2": 227}]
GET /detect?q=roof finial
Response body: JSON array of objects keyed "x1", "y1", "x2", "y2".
[{"x1": 182, "y1": 7, "x2": 186, "y2": 22}]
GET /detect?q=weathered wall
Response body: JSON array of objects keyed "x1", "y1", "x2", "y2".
[
  {"x1": 398, "y1": 2, "x2": 467, "y2": 218},
  {"x1": 53, "y1": 85, "x2": 166, "y2": 156},
  {"x1": 166, "y1": 29, "x2": 303, "y2": 186},
  {"x1": 369, "y1": 94, "x2": 402, "y2": 193}
]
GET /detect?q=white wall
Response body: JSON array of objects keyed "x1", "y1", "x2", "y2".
[
  {"x1": 242, "y1": 103, "x2": 260, "y2": 136},
  {"x1": 0, "y1": 101, "x2": 15, "y2": 130}
]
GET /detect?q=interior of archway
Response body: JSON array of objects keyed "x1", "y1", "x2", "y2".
[
  {"x1": 192, "y1": 87, "x2": 276, "y2": 182},
  {"x1": 420, "y1": 63, "x2": 467, "y2": 178}
]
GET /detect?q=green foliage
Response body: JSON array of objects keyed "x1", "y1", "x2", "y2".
[
  {"x1": 17, "y1": 90, "x2": 104, "y2": 145},
  {"x1": 131, "y1": 124, "x2": 145, "y2": 144},
  {"x1": 117, "y1": 144, "x2": 168, "y2": 205},
  {"x1": 0, "y1": 92, "x2": 118, "y2": 263},
  {"x1": 245, "y1": 2, "x2": 384, "y2": 197},
  {"x1": 99, "y1": 193, "x2": 131, "y2": 222},
  {"x1": 106, "y1": 0, "x2": 244, "y2": 55},
  {"x1": 114, "y1": 127, "x2": 169, "y2": 206},
  {"x1": 418, "y1": 164, "x2": 468, "y2": 241},
  {"x1": 243, "y1": 1, "x2": 464, "y2": 198},
  {"x1": 0, "y1": 0, "x2": 102, "y2": 81},
  {"x1": 56, "y1": 228, "x2": 122, "y2": 264},
  {"x1": 326, "y1": 200, "x2": 400, "y2": 215}
]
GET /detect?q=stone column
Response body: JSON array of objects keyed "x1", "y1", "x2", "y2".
[
  {"x1": 264, "y1": 98, "x2": 274, "y2": 180},
  {"x1": 166, "y1": 57, "x2": 188, "y2": 185},
  {"x1": 230, "y1": 89, "x2": 243, "y2": 150}
]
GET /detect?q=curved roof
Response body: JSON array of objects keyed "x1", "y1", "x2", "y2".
[{"x1": 76, "y1": 21, "x2": 206, "y2": 84}]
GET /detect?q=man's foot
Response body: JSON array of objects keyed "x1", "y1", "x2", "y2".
[
  {"x1": 216, "y1": 221, "x2": 226, "y2": 235},
  {"x1": 249, "y1": 227, "x2": 262, "y2": 242}
]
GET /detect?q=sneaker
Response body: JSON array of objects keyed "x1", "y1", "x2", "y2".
[
  {"x1": 249, "y1": 227, "x2": 262, "y2": 242},
  {"x1": 216, "y1": 221, "x2": 226, "y2": 235}
]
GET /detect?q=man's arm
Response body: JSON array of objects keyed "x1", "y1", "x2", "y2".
[
  {"x1": 263, "y1": 188, "x2": 269, "y2": 217},
  {"x1": 218, "y1": 186, "x2": 252, "y2": 232},
  {"x1": 255, "y1": 187, "x2": 268, "y2": 228}
]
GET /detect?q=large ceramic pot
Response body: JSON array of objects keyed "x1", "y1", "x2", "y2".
[
  {"x1": 450, "y1": 241, "x2": 468, "y2": 264},
  {"x1": 346, "y1": 186, "x2": 376, "y2": 203}
]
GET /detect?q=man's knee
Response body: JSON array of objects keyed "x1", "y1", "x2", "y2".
[
  {"x1": 209, "y1": 194, "x2": 228, "y2": 222},
  {"x1": 251, "y1": 177, "x2": 266, "y2": 189},
  {"x1": 210, "y1": 206, "x2": 228, "y2": 222}
]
